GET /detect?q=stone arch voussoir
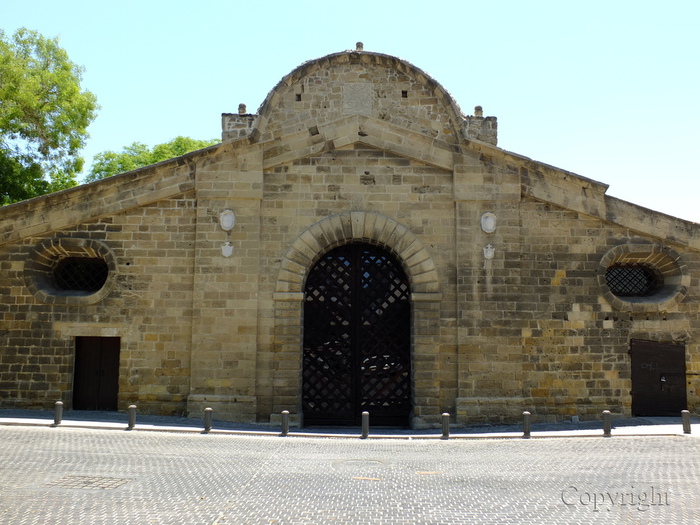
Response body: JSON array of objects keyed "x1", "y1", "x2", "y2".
[{"x1": 276, "y1": 212, "x2": 439, "y2": 295}]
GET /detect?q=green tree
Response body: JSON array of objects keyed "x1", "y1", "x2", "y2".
[
  {"x1": 86, "y1": 136, "x2": 219, "y2": 182},
  {"x1": 0, "y1": 28, "x2": 98, "y2": 205},
  {"x1": 0, "y1": 149, "x2": 45, "y2": 204}
]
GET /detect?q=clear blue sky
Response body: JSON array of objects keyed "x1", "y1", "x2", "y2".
[{"x1": 4, "y1": 1, "x2": 700, "y2": 221}]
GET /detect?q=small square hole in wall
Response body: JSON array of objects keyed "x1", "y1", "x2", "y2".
[
  {"x1": 401, "y1": 90, "x2": 408, "y2": 98},
  {"x1": 295, "y1": 93, "x2": 302, "y2": 101},
  {"x1": 309, "y1": 126, "x2": 319, "y2": 136}
]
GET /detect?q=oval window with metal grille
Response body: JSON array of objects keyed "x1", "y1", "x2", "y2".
[
  {"x1": 53, "y1": 257, "x2": 109, "y2": 292},
  {"x1": 598, "y1": 243, "x2": 689, "y2": 311},
  {"x1": 25, "y1": 238, "x2": 117, "y2": 305},
  {"x1": 605, "y1": 263, "x2": 662, "y2": 297}
]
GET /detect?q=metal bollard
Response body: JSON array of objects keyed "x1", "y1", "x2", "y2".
[
  {"x1": 53, "y1": 401, "x2": 63, "y2": 426},
  {"x1": 127, "y1": 405, "x2": 137, "y2": 430},
  {"x1": 441, "y1": 412, "x2": 450, "y2": 440},
  {"x1": 602, "y1": 410, "x2": 612, "y2": 437},
  {"x1": 682, "y1": 410, "x2": 691, "y2": 434},
  {"x1": 281, "y1": 410, "x2": 290, "y2": 437},
  {"x1": 361, "y1": 411, "x2": 369, "y2": 439},
  {"x1": 203, "y1": 407, "x2": 213, "y2": 433},
  {"x1": 522, "y1": 411, "x2": 531, "y2": 439}
]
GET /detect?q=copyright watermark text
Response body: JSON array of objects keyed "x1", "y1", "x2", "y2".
[{"x1": 561, "y1": 485, "x2": 670, "y2": 512}]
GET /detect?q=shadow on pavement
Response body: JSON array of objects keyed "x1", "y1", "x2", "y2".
[{"x1": 1, "y1": 408, "x2": 694, "y2": 436}]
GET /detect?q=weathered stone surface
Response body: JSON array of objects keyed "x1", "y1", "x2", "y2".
[{"x1": 0, "y1": 48, "x2": 698, "y2": 426}]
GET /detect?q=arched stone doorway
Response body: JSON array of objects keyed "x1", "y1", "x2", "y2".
[
  {"x1": 302, "y1": 243, "x2": 411, "y2": 426},
  {"x1": 269, "y1": 212, "x2": 442, "y2": 428}
]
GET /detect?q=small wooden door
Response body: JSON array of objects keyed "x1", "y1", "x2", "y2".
[
  {"x1": 73, "y1": 337, "x2": 120, "y2": 410},
  {"x1": 630, "y1": 339, "x2": 687, "y2": 416}
]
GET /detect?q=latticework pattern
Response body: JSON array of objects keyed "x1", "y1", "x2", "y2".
[
  {"x1": 53, "y1": 257, "x2": 109, "y2": 292},
  {"x1": 303, "y1": 243, "x2": 410, "y2": 425},
  {"x1": 605, "y1": 263, "x2": 662, "y2": 297}
]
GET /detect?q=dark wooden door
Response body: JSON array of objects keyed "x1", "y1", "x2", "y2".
[
  {"x1": 73, "y1": 337, "x2": 120, "y2": 410},
  {"x1": 630, "y1": 339, "x2": 687, "y2": 416},
  {"x1": 302, "y1": 243, "x2": 411, "y2": 426}
]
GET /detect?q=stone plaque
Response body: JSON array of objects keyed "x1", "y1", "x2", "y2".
[
  {"x1": 480, "y1": 212, "x2": 497, "y2": 233},
  {"x1": 343, "y1": 83, "x2": 373, "y2": 115}
]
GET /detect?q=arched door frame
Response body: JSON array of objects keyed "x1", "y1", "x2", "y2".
[{"x1": 271, "y1": 212, "x2": 442, "y2": 427}]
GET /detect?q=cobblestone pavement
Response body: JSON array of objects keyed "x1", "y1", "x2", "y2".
[{"x1": 0, "y1": 425, "x2": 698, "y2": 525}]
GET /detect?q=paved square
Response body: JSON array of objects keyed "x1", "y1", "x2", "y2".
[{"x1": 0, "y1": 426, "x2": 698, "y2": 524}]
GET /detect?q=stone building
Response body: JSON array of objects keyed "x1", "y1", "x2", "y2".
[{"x1": 1, "y1": 46, "x2": 697, "y2": 427}]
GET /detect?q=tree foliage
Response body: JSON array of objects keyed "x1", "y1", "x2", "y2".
[
  {"x1": 86, "y1": 136, "x2": 219, "y2": 182},
  {"x1": 0, "y1": 149, "x2": 44, "y2": 204},
  {"x1": 0, "y1": 28, "x2": 98, "y2": 205}
]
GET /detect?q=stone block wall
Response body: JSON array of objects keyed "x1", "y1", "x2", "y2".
[
  {"x1": 0, "y1": 194, "x2": 197, "y2": 416},
  {"x1": 1, "y1": 48, "x2": 698, "y2": 428},
  {"x1": 256, "y1": 53, "x2": 465, "y2": 148},
  {"x1": 253, "y1": 143, "x2": 458, "y2": 425},
  {"x1": 456, "y1": 194, "x2": 700, "y2": 424}
]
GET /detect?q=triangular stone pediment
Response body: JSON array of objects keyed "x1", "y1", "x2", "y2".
[{"x1": 261, "y1": 114, "x2": 456, "y2": 172}]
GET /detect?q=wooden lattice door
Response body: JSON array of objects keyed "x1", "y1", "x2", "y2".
[{"x1": 302, "y1": 243, "x2": 411, "y2": 426}]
